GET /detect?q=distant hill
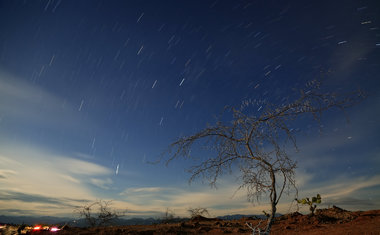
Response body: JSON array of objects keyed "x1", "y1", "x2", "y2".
[
  {"x1": 0, "y1": 215, "x2": 161, "y2": 227},
  {"x1": 0, "y1": 215, "x2": 72, "y2": 225}
]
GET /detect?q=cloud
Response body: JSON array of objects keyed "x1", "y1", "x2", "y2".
[
  {"x1": 118, "y1": 182, "x2": 259, "y2": 217},
  {"x1": 58, "y1": 174, "x2": 80, "y2": 184},
  {"x1": 326, "y1": 32, "x2": 375, "y2": 83},
  {"x1": 0, "y1": 191, "x2": 88, "y2": 207},
  {"x1": 0, "y1": 104, "x2": 377, "y2": 218},
  {"x1": 55, "y1": 157, "x2": 112, "y2": 176},
  {"x1": 293, "y1": 173, "x2": 380, "y2": 210},
  {"x1": 0, "y1": 142, "x2": 114, "y2": 216},
  {"x1": 120, "y1": 187, "x2": 163, "y2": 195},
  {"x1": 90, "y1": 178, "x2": 113, "y2": 189},
  {"x1": 0, "y1": 169, "x2": 17, "y2": 179},
  {"x1": 325, "y1": 197, "x2": 378, "y2": 207},
  {"x1": 0, "y1": 209, "x2": 43, "y2": 217},
  {"x1": 288, "y1": 98, "x2": 380, "y2": 176},
  {"x1": 74, "y1": 152, "x2": 96, "y2": 160},
  {"x1": 0, "y1": 70, "x2": 91, "y2": 131},
  {"x1": 318, "y1": 175, "x2": 380, "y2": 199}
]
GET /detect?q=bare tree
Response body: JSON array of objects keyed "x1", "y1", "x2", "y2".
[
  {"x1": 166, "y1": 81, "x2": 363, "y2": 234},
  {"x1": 161, "y1": 207, "x2": 176, "y2": 223},
  {"x1": 188, "y1": 207, "x2": 210, "y2": 219},
  {"x1": 75, "y1": 200, "x2": 126, "y2": 227}
]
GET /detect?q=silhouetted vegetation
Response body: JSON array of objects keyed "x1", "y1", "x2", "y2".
[
  {"x1": 161, "y1": 208, "x2": 178, "y2": 224},
  {"x1": 188, "y1": 207, "x2": 210, "y2": 219},
  {"x1": 75, "y1": 200, "x2": 126, "y2": 227}
]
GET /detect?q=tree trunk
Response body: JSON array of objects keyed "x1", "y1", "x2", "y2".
[{"x1": 264, "y1": 169, "x2": 277, "y2": 234}]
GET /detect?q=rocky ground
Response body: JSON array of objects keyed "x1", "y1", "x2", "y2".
[{"x1": 1, "y1": 206, "x2": 380, "y2": 234}]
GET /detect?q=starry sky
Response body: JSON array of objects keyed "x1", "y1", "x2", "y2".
[{"x1": 0, "y1": 0, "x2": 379, "y2": 218}]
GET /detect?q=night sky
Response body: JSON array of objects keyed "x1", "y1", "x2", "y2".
[{"x1": 0, "y1": 0, "x2": 379, "y2": 218}]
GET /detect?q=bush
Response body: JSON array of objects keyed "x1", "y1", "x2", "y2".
[
  {"x1": 188, "y1": 207, "x2": 210, "y2": 219},
  {"x1": 296, "y1": 194, "x2": 322, "y2": 214}
]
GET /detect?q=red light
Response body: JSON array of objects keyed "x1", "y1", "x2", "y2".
[{"x1": 33, "y1": 226, "x2": 41, "y2": 230}]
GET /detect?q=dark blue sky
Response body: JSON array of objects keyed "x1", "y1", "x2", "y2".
[{"x1": 0, "y1": 0, "x2": 379, "y2": 217}]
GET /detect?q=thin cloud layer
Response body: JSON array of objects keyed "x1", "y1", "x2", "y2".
[
  {"x1": 0, "y1": 129, "x2": 378, "y2": 218},
  {"x1": 0, "y1": 71, "x2": 81, "y2": 129},
  {"x1": 0, "y1": 142, "x2": 113, "y2": 216}
]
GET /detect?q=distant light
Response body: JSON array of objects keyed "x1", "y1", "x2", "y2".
[
  {"x1": 50, "y1": 227, "x2": 60, "y2": 232},
  {"x1": 33, "y1": 226, "x2": 41, "y2": 230}
]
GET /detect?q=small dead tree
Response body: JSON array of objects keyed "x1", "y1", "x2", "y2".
[
  {"x1": 166, "y1": 81, "x2": 363, "y2": 234},
  {"x1": 246, "y1": 220, "x2": 264, "y2": 235},
  {"x1": 188, "y1": 207, "x2": 210, "y2": 219},
  {"x1": 75, "y1": 200, "x2": 126, "y2": 227},
  {"x1": 161, "y1": 207, "x2": 176, "y2": 223}
]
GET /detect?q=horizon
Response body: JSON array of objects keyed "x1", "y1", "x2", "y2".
[{"x1": 0, "y1": 0, "x2": 379, "y2": 219}]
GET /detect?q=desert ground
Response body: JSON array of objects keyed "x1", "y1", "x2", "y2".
[{"x1": 1, "y1": 206, "x2": 379, "y2": 234}]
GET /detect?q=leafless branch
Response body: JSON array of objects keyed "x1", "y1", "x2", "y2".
[{"x1": 165, "y1": 81, "x2": 364, "y2": 234}]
